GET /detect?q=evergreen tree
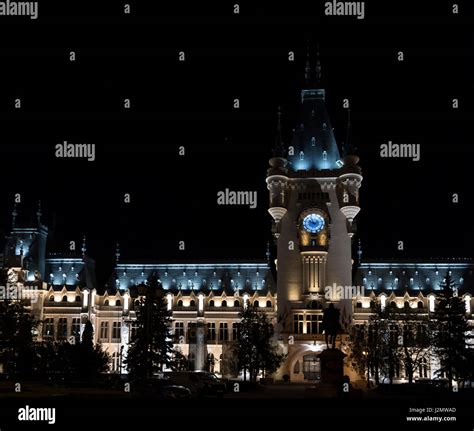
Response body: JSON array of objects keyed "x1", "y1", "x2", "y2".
[
  {"x1": 0, "y1": 268, "x2": 39, "y2": 376},
  {"x1": 77, "y1": 320, "x2": 110, "y2": 377},
  {"x1": 235, "y1": 305, "x2": 285, "y2": 381},
  {"x1": 125, "y1": 274, "x2": 175, "y2": 378},
  {"x1": 431, "y1": 272, "x2": 470, "y2": 388},
  {"x1": 36, "y1": 319, "x2": 109, "y2": 379}
]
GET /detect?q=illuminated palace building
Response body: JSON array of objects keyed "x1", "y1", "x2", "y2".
[{"x1": 1, "y1": 59, "x2": 473, "y2": 383}]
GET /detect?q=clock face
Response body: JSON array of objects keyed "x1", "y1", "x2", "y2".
[{"x1": 302, "y1": 213, "x2": 325, "y2": 234}]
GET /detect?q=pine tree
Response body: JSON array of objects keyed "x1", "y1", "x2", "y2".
[
  {"x1": 431, "y1": 272, "x2": 470, "y2": 388},
  {"x1": 37, "y1": 319, "x2": 109, "y2": 379},
  {"x1": 235, "y1": 305, "x2": 285, "y2": 381},
  {"x1": 78, "y1": 319, "x2": 110, "y2": 378},
  {"x1": 0, "y1": 268, "x2": 39, "y2": 376},
  {"x1": 125, "y1": 274, "x2": 175, "y2": 378}
]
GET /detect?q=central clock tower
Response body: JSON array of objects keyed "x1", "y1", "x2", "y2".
[
  {"x1": 266, "y1": 53, "x2": 362, "y2": 346},
  {"x1": 299, "y1": 209, "x2": 329, "y2": 294}
]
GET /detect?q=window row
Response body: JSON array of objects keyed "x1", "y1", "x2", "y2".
[
  {"x1": 298, "y1": 192, "x2": 330, "y2": 201},
  {"x1": 48, "y1": 295, "x2": 81, "y2": 303},
  {"x1": 99, "y1": 321, "x2": 122, "y2": 341},
  {"x1": 174, "y1": 299, "x2": 272, "y2": 308},
  {"x1": 354, "y1": 300, "x2": 425, "y2": 309},
  {"x1": 293, "y1": 314, "x2": 323, "y2": 335},
  {"x1": 43, "y1": 317, "x2": 81, "y2": 340},
  {"x1": 174, "y1": 322, "x2": 239, "y2": 342}
]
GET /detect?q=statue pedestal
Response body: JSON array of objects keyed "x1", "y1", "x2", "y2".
[{"x1": 315, "y1": 348, "x2": 346, "y2": 397}]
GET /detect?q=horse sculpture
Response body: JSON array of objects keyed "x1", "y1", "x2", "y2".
[{"x1": 322, "y1": 303, "x2": 341, "y2": 349}]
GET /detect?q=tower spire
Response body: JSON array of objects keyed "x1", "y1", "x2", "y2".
[
  {"x1": 11, "y1": 202, "x2": 17, "y2": 229},
  {"x1": 315, "y1": 44, "x2": 321, "y2": 85},
  {"x1": 273, "y1": 105, "x2": 285, "y2": 157},
  {"x1": 36, "y1": 200, "x2": 42, "y2": 225},
  {"x1": 304, "y1": 42, "x2": 312, "y2": 87},
  {"x1": 81, "y1": 235, "x2": 87, "y2": 259},
  {"x1": 357, "y1": 238, "x2": 362, "y2": 264},
  {"x1": 115, "y1": 242, "x2": 120, "y2": 264},
  {"x1": 344, "y1": 108, "x2": 353, "y2": 155}
]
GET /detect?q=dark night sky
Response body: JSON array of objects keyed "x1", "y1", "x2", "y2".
[{"x1": 0, "y1": 1, "x2": 472, "y2": 283}]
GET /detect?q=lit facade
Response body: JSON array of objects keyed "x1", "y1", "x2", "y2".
[{"x1": 1, "y1": 59, "x2": 473, "y2": 383}]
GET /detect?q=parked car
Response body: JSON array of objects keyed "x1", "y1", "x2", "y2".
[
  {"x1": 129, "y1": 377, "x2": 191, "y2": 399},
  {"x1": 165, "y1": 371, "x2": 226, "y2": 397}
]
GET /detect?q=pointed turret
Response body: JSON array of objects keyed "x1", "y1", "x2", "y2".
[
  {"x1": 11, "y1": 203, "x2": 17, "y2": 229},
  {"x1": 287, "y1": 48, "x2": 342, "y2": 171},
  {"x1": 81, "y1": 235, "x2": 87, "y2": 259},
  {"x1": 336, "y1": 107, "x2": 362, "y2": 235},
  {"x1": 272, "y1": 106, "x2": 286, "y2": 158},
  {"x1": 267, "y1": 107, "x2": 289, "y2": 238},
  {"x1": 115, "y1": 242, "x2": 121, "y2": 264},
  {"x1": 36, "y1": 200, "x2": 42, "y2": 226}
]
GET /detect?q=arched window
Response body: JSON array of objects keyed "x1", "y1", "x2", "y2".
[
  {"x1": 390, "y1": 301, "x2": 397, "y2": 309},
  {"x1": 116, "y1": 299, "x2": 121, "y2": 306},
  {"x1": 49, "y1": 295, "x2": 54, "y2": 302},
  {"x1": 356, "y1": 301, "x2": 362, "y2": 308},
  {"x1": 134, "y1": 299, "x2": 140, "y2": 306},
  {"x1": 253, "y1": 300, "x2": 259, "y2": 308},
  {"x1": 177, "y1": 300, "x2": 183, "y2": 307},
  {"x1": 417, "y1": 301, "x2": 424, "y2": 309},
  {"x1": 190, "y1": 300, "x2": 196, "y2": 307},
  {"x1": 370, "y1": 300, "x2": 376, "y2": 309},
  {"x1": 222, "y1": 300, "x2": 227, "y2": 307},
  {"x1": 62, "y1": 295, "x2": 68, "y2": 302},
  {"x1": 234, "y1": 300, "x2": 240, "y2": 307},
  {"x1": 209, "y1": 300, "x2": 215, "y2": 307},
  {"x1": 404, "y1": 301, "x2": 410, "y2": 309},
  {"x1": 266, "y1": 300, "x2": 272, "y2": 308},
  {"x1": 75, "y1": 295, "x2": 81, "y2": 302},
  {"x1": 104, "y1": 299, "x2": 109, "y2": 306}
]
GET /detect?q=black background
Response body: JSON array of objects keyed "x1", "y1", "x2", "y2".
[{"x1": 0, "y1": 0, "x2": 472, "y2": 285}]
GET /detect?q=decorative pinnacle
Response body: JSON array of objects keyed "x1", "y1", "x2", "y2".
[
  {"x1": 273, "y1": 105, "x2": 285, "y2": 157},
  {"x1": 315, "y1": 44, "x2": 322, "y2": 85},
  {"x1": 81, "y1": 235, "x2": 87, "y2": 258},
  {"x1": 37, "y1": 200, "x2": 42, "y2": 225},
  {"x1": 304, "y1": 45, "x2": 312, "y2": 86},
  {"x1": 12, "y1": 202, "x2": 17, "y2": 229},
  {"x1": 115, "y1": 242, "x2": 120, "y2": 263}
]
